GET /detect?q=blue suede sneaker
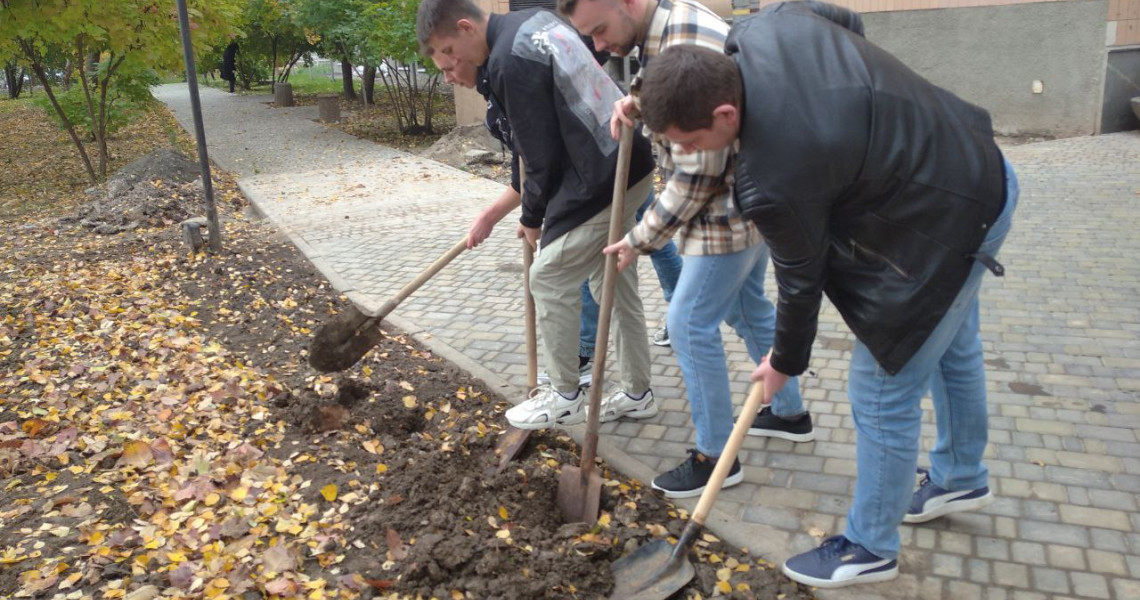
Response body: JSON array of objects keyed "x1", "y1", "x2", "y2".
[
  {"x1": 783, "y1": 535, "x2": 898, "y2": 588},
  {"x1": 904, "y1": 468, "x2": 993, "y2": 523}
]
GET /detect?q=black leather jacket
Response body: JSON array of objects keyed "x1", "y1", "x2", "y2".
[{"x1": 731, "y1": 2, "x2": 1006, "y2": 376}]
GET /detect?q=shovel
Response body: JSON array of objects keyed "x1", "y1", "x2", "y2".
[
  {"x1": 608, "y1": 382, "x2": 766, "y2": 599},
  {"x1": 308, "y1": 236, "x2": 469, "y2": 372},
  {"x1": 556, "y1": 123, "x2": 635, "y2": 523},
  {"x1": 490, "y1": 239, "x2": 540, "y2": 474}
]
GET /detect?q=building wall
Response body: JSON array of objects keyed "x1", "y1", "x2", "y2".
[{"x1": 856, "y1": 1, "x2": 1107, "y2": 136}]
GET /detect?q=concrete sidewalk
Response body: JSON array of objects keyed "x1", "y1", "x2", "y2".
[{"x1": 155, "y1": 84, "x2": 1140, "y2": 600}]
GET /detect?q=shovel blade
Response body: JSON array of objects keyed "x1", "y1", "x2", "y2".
[
  {"x1": 488, "y1": 427, "x2": 531, "y2": 474},
  {"x1": 556, "y1": 466, "x2": 603, "y2": 524},
  {"x1": 308, "y1": 308, "x2": 384, "y2": 372},
  {"x1": 608, "y1": 539, "x2": 694, "y2": 600}
]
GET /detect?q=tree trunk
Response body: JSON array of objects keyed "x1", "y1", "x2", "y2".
[
  {"x1": 94, "y1": 55, "x2": 124, "y2": 179},
  {"x1": 362, "y1": 63, "x2": 376, "y2": 106},
  {"x1": 271, "y1": 36, "x2": 278, "y2": 87},
  {"x1": 280, "y1": 51, "x2": 302, "y2": 82},
  {"x1": 27, "y1": 58, "x2": 97, "y2": 182},
  {"x1": 339, "y1": 48, "x2": 357, "y2": 101},
  {"x1": 61, "y1": 58, "x2": 72, "y2": 91},
  {"x1": 3, "y1": 62, "x2": 24, "y2": 99}
]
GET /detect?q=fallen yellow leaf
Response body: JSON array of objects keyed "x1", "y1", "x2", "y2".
[{"x1": 320, "y1": 484, "x2": 338, "y2": 502}]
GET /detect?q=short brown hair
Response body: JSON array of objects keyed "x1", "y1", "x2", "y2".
[
  {"x1": 556, "y1": 0, "x2": 581, "y2": 16},
  {"x1": 415, "y1": 0, "x2": 485, "y2": 55},
  {"x1": 640, "y1": 45, "x2": 741, "y2": 133}
]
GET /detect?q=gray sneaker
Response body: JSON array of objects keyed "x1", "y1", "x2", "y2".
[
  {"x1": 652, "y1": 326, "x2": 671, "y2": 347},
  {"x1": 537, "y1": 359, "x2": 593, "y2": 387}
]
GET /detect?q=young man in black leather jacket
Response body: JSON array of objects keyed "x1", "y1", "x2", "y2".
[{"x1": 637, "y1": 2, "x2": 1017, "y2": 588}]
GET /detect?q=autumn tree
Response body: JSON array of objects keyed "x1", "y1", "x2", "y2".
[
  {"x1": 286, "y1": 0, "x2": 366, "y2": 101},
  {"x1": 361, "y1": 0, "x2": 441, "y2": 134},
  {"x1": 0, "y1": 0, "x2": 239, "y2": 183},
  {"x1": 241, "y1": 0, "x2": 314, "y2": 85}
]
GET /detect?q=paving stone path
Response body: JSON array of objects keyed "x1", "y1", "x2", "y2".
[{"x1": 155, "y1": 84, "x2": 1140, "y2": 600}]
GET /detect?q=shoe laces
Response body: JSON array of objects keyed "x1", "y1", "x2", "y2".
[
  {"x1": 915, "y1": 467, "x2": 934, "y2": 490},
  {"x1": 668, "y1": 449, "x2": 706, "y2": 479},
  {"x1": 816, "y1": 535, "x2": 857, "y2": 560},
  {"x1": 521, "y1": 385, "x2": 569, "y2": 410}
]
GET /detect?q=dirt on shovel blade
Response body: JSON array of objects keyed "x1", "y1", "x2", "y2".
[{"x1": 308, "y1": 316, "x2": 387, "y2": 372}]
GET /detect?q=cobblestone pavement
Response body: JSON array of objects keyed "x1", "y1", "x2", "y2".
[{"x1": 155, "y1": 85, "x2": 1140, "y2": 600}]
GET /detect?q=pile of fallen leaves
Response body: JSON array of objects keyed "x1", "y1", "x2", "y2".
[
  {"x1": 0, "y1": 98, "x2": 196, "y2": 219},
  {"x1": 1, "y1": 99, "x2": 815, "y2": 600}
]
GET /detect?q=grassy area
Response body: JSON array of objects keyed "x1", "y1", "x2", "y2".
[
  {"x1": 287, "y1": 61, "x2": 344, "y2": 94},
  {"x1": 0, "y1": 95, "x2": 34, "y2": 115}
]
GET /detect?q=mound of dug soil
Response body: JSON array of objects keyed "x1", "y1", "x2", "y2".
[
  {"x1": 64, "y1": 149, "x2": 225, "y2": 234},
  {"x1": 420, "y1": 124, "x2": 511, "y2": 184},
  {"x1": 279, "y1": 363, "x2": 814, "y2": 600}
]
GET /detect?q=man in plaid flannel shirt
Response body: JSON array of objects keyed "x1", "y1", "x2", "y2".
[{"x1": 559, "y1": 0, "x2": 815, "y2": 498}]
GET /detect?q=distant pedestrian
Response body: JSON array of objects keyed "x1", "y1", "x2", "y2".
[{"x1": 221, "y1": 41, "x2": 238, "y2": 93}]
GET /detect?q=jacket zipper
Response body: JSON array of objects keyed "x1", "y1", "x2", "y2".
[{"x1": 851, "y1": 240, "x2": 913, "y2": 280}]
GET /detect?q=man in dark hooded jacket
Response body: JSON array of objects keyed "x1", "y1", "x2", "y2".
[{"x1": 221, "y1": 41, "x2": 238, "y2": 93}]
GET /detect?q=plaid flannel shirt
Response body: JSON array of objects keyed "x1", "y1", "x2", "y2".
[{"x1": 625, "y1": 0, "x2": 761, "y2": 255}]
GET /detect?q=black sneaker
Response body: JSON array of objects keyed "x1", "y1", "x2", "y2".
[
  {"x1": 651, "y1": 449, "x2": 743, "y2": 499},
  {"x1": 748, "y1": 406, "x2": 815, "y2": 442}
]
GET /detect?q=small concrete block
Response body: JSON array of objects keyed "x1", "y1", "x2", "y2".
[
  {"x1": 967, "y1": 558, "x2": 990, "y2": 584},
  {"x1": 948, "y1": 581, "x2": 983, "y2": 600},
  {"x1": 1046, "y1": 544, "x2": 1086, "y2": 570},
  {"x1": 1058, "y1": 504, "x2": 1131, "y2": 531},
  {"x1": 1086, "y1": 549, "x2": 1128, "y2": 575},
  {"x1": 938, "y1": 530, "x2": 972, "y2": 555},
  {"x1": 1113, "y1": 577, "x2": 1140, "y2": 600},
  {"x1": 1031, "y1": 567, "x2": 1071, "y2": 594},
  {"x1": 1070, "y1": 571, "x2": 1111, "y2": 599},
  {"x1": 992, "y1": 561, "x2": 1029, "y2": 587},
  {"x1": 931, "y1": 552, "x2": 963, "y2": 577},
  {"x1": 976, "y1": 536, "x2": 1009, "y2": 560},
  {"x1": 1011, "y1": 541, "x2": 1047, "y2": 565}
]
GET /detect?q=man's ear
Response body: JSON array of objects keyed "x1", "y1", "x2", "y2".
[
  {"x1": 712, "y1": 104, "x2": 738, "y2": 128},
  {"x1": 456, "y1": 18, "x2": 476, "y2": 34}
]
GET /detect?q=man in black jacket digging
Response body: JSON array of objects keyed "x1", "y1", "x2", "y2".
[
  {"x1": 416, "y1": 0, "x2": 656, "y2": 429},
  {"x1": 636, "y1": 2, "x2": 1018, "y2": 588}
]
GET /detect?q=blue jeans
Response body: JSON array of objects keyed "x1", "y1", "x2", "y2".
[
  {"x1": 668, "y1": 242, "x2": 804, "y2": 457},
  {"x1": 845, "y1": 159, "x2": 1019, "y2": 560},
  {"x1": 579, "y1": 191, "x2": 683, "y2": 358}
]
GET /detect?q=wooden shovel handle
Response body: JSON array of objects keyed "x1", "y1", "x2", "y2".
[
  {"x1": 523, "y1": 239, "x2": 538, "y2": 388},
  {"x1": 370, "y1": 236, "x2": 468, "y2": 320},
  {"x1": 691, "y1": 382, "x2": 766, "y2": 526},
  {"x1": 580, "y1": 122, "x2": 636, "y2": 471}
]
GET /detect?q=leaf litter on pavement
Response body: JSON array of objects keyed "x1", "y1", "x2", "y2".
[{"x1": 0, "y1": 102, "x2": 815, "y2": 600}]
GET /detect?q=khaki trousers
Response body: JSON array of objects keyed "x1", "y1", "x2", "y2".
[{"x1": 529, "y1": 174, "x2": 653, "y2": 394}]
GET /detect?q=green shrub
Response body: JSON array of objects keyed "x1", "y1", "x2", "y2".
[{"x1": 36, "y1": 69, "x2": 159, "y2": 138}]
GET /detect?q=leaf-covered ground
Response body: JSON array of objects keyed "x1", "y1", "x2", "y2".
[
  {"x1": 0, "y1": 98, "x2": 194, "y2": 219},
  {"x1": 0, "y1": 98, "x2": 815, "y2": 600}
]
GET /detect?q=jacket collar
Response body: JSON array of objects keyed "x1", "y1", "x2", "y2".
[{"x1": 638, "y1": 0, "x2": 672, "y2": 66}]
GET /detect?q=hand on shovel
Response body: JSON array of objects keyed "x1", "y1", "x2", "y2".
[
  {"x1": 518, "y1": 223, "x2": 540, "y2": 251},
  {"x1": 602, "y1": 238, "x2": 638, "y2": 273},
  {"x1": 750, "y1": 354, "x2": 789, "y2": 405}
]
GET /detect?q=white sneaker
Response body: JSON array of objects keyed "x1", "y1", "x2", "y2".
[
  {"x1": 505, "y1": 385, "x2": 585, "y2": 430},
  {"x1": 537, "y1": 359, "x2": 593, "y2": 387},
  {"x1": 591, "y1": 389, "x2": 658, "y2": 423}
]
